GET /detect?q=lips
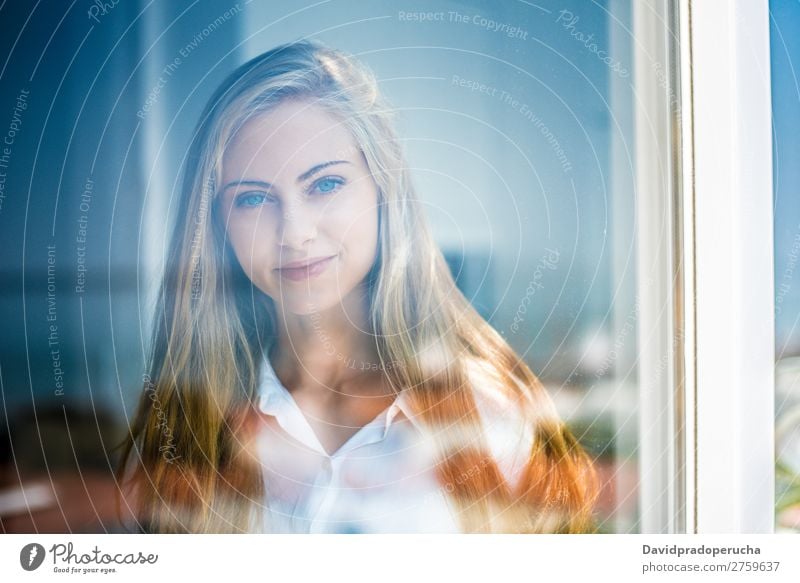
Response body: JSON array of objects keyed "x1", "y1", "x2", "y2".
[
  {"x1": 275, "y1": 255, "x2": 336, "y2": 281},
  {"x1": 277, "y1": 255, "x2": 335, "y2": 269}
]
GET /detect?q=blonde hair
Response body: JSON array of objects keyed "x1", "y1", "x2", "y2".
[{"x1": 115, "y1": 40, "x2": 599, "y2": 533}]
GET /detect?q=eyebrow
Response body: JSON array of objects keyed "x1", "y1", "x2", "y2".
[{"x1": 221, "y1": 160, "x2": 351, "y2": 194}]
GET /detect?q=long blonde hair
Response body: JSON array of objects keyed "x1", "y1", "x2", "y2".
[{"x1": 115, "y1": 40, "x2": 598, "y2": 533}]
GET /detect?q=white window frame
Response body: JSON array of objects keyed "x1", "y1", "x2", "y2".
[
  {"x1": 636, "y1": 0, "x2": 775, "y2": 533},
  {"x1": 682, "y1": 0, "x2": 775, "y2": 533}
]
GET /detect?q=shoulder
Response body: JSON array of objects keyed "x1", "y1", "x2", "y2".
[{"x1": 464, "y1": 359, "x2": 534, "y2": 490}]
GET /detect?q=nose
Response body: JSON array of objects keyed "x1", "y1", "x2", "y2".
[{"x1": 277, "y1": 199, "x2": 317, "y2": 250}]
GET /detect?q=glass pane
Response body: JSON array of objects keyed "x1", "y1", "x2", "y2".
[
  {"x1": 0, "y1": 0, "x2": 681, "y2": 534},
  {"x1": 770, "y1": 0, "x2": 800, "y2": 533}
]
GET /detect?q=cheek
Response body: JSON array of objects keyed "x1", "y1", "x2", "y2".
[
  {"x1": 226, "y1": 216, "x2": 276, "y2": 280},
  {"x1": 330, "y1": 190, "x2": 379, "y2": 268}
]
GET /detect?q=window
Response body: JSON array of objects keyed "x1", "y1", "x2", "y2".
[{"x1": 0, "y1": 0, "x2": 781, "y2": 536}]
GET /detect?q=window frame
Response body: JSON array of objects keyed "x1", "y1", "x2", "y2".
[{"x1": 636, "y1": 0, "x2": 776, "y2": 533}]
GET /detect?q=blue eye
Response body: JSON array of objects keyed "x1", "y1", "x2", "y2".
[
  {"x1": 312, "y1": 177, "x2": 344, "y2": 194},
  {"x1": 235, "y1": 192, "x2": 275, "y2": 208}
]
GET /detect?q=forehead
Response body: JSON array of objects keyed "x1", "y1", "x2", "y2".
[{"x1": 222, "y1": 99, "x2": 360, "y2": 180}]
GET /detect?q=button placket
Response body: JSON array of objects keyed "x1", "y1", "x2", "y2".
[{"x1": 308, "y1": 455, "x2": 341, "y2": 533}]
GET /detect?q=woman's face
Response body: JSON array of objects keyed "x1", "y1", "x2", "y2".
[{"x1": 217, "y1": 99, "x2": 380, "y2": 315}]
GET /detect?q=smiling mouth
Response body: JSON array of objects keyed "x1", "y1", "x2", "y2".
[{"x1": 275, "y1": 255, "x2": 336, "y2": 281}]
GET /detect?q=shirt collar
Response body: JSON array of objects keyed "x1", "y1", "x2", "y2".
[{"x1": 256, "y1": 352, "x2": 424, "y2": 451}]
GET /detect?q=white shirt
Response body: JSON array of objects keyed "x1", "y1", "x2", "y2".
[{"x1": 254, "y1": 354, "x2": 534, "y2": 533}]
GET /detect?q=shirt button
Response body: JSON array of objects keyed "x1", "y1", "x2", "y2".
[{"x1": 322, "y1": 458, "x2": 332, "y2": 472}]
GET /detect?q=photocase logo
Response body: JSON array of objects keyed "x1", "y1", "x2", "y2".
[{"x1": 19, "y1": 543, "x2": 46, "y2": 571}]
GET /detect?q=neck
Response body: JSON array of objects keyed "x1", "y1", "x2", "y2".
[{"x1": 270, "y1": 285, "x2": 382, "y2": 395}]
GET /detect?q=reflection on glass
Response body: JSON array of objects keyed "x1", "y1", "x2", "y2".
[
  {"x1": 0, "y1": 0, "x2": 653, "y2": 534},
  {"x1": 771, "y1": 0, "x2": 800, "y2": 533}
]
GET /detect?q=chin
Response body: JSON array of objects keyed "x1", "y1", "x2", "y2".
[{"x1": 272, "y1": 291, "x2": 343, "y2": 317}]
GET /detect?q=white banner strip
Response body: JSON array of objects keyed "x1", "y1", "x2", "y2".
[{"x1": 1, "y1": 534, "x2": 799, "y2": 581}]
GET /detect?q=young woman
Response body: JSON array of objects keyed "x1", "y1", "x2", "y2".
[{"x1": 116, "y1": 40, "x2": 599, "y2": 534}]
